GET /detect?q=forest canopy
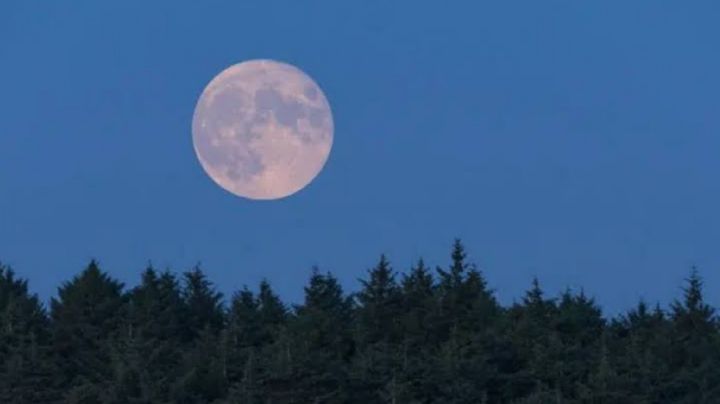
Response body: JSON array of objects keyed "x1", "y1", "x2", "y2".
[{"x1": 1, "y1": 240, "x2": 718, "y2": 403}]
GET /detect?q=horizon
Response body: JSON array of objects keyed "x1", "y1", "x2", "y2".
[{"x1": 1, "y1": 239, "x2": 712, "y2": 317}]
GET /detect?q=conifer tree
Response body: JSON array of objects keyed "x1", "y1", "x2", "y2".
[
  {"x1": 255, "y1": 279, "x2": 291, "y2": 381},
  {"x1": 225, "y1": 286, "x2": 260, "y2": 401},
  {"x1": 508, "y1": 278, "x2": 559, "y2": 398},
  {"x1": 397, "y1": 258, "x2": 437, "y2": 401},
  {"x1": 666, "y1": 268, "x2": 720, "y2": 402},
  {"x1": 182, "y1": 266, "x2": 224, "y2": 337},
  {"x1": 111, "y1": 266, "x2": 186, "y2": 402},
  {"x1": 0, "y1": 264, "x2": 56, "y2": 403},
  {"x1": 50, "y1": 260, "x2": 125, "y2": 403},
  {"x1": 431, "y1": 240, "x2": 504, "y2": 402},
  {"x1": 1, "y1": 240, "x2": 719, "y2": 402},
  {"x1": 436, "y1": 239, "x2": 498, "y2": 336},
  {"x1": 353, "y1": 255, "x2": 404, "y2": 401},
  {"x1": 400, "y1": 258, "x2": 435, "y2": 346},
  {"x1": 257, "y1": 279, "x2": 287, "y2": 343},
  {"x1": 173, "y1": 266, "x2": 227, "y2": 402},
  {"x1": 226, "y1": 281, "x2": 289, "y2": 402},
  {"x1": 553, "y1": 289, "x2": 604, "y2": 400},
  {"x1": 356, "y1": 254, "x2": 402, "y2": 345},
  {"x1": 609, "y1": 300, "x2": 671, "y2": 402},
  {"x1": 291, "y1": 268, "x2": 354, "y2": 402}
]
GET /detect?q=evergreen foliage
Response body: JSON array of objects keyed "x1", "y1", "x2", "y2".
[{"x1": 1, "y1": 241, "x2": 719, "y2": 403}]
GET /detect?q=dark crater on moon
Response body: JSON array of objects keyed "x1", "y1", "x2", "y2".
[
  {"x1": 194, "y1": 88, "x2": 266, "y2": 181},
  {"x1": 254, "y1": 86, "x2": 328, "y2": 143}
]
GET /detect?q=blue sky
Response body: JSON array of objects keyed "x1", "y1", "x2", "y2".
[{"x1": 1, "y1": 1, "x2": 719, "y2": 314}]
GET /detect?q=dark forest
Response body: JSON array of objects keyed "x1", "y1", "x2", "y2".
[{"x1": 1, "y1": 240, "x2": 718, "y2": 403}]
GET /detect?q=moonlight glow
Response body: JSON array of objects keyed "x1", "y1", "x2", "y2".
[{"x1": 192, "y1": 59, "x2": 334, "y2": 200}]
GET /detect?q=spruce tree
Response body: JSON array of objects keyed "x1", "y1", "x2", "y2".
[
  {"x1": 255, "y1": 280, "x2": 290, "y2": 382},
  {"x1": 257, "y1": 279, "x2": 288, "y2": 342},
  {"x1": 400, "y1": 258, "x2": 435, "y2": 346},
  {"x1": 2, "y1": 240, "x2": 720, "y2": 402},
  {"x1": 225, "y1": 286, "x2": 259, "y2": 402},
  {"x1": 172, "y1": 266, "x2": 227, "y2": 402},
  {"x1": 431, "y1": 240, "x2": 503, "y2": 402},
  {"x1": 356, "y1": 254, "x2": 402, "y2": 345},
  {"x1": 0, "y1": 264, "x2": 56, "y2": 403},
  {"x1": 398, "y1": 259, "x2": 437, "y2": 401},
  {"x1": 666, "y1": 268, "x2": 720, "y2": 402},
  {"x1": 226, "y1": 281, "x2": 289, "y2": 403},
  {"x1": 182, "y1": 266, "x2": 224, "y2": 337},
  {"x1": 508, "y1": 278, "x2": 559, "y2": 399},
  {"x1": 50, "y1": 260, "x2": 126, "y2": 403},
  {"x1": 553, "y1": 289, "x2": 604, "y2": 400},
  {"x1": 608, "y1": 300, "x2": 671, "y2": 402},
  {"x1": 110, "y1": 266, "x2": 186, "y2": 402},
  {"x1": 436, "y1": 239, "x2": 498, "y2": 336},
  {"x1": 291, "y1": 268, "x2": 354, "y2": 402},
  {"x1": 354, "y1": 255, "x2": 403, "y2": 401}
]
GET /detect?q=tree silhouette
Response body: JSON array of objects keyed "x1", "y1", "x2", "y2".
[
  {"x1": 0, "y1": 263, "x2": 55, "y2": 403},
  {"x1": 0, "y1": 243, "x2": 719, "y2": 402},
  {"x1": 50, "y1": 260, "x2": 125, "y2": 403}
]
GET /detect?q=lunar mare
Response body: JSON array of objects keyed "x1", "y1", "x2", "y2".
[{"x1": 192, "y1": 60, "x2": 333, "y2": 200}]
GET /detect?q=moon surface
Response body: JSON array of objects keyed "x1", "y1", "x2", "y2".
[{"x1": 192, "y1": 59, "x2": 334, "y2": 200}]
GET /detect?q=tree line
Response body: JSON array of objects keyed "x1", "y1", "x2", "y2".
[{"x1": 1, "y1": 240, "x2": 719, "y2": 403}]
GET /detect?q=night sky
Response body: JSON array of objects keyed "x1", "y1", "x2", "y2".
[{"x1": 2, "y1": 1, "x2": 719, "y2": 313}]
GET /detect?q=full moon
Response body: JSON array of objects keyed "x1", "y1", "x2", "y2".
[{"x1": 192, "y1": 59, "x2": 334, "y2": 200}]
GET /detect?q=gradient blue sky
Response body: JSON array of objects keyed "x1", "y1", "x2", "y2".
[{"x1": 1, "y1": 1, "x2": 719, "y2": 314}]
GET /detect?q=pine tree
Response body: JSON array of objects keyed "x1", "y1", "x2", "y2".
[
  {"x1": 228, "y1": 287, "x2": 260, "y2": 345},
  {"x1": 2, "y1": 241, "x2": 720, "y2": 402},
  {"x1": 436, "y1": 239, "x2": 499, "y2": 336},
  {"x1": 50, "y1": 260, "x2": 126, "y2": 403},
  {"x1": 182, "y1": 266, "x2": 224, "y2": 337},
  {"x1": 291, "y1": 268, "x2": 354, "y2": 402},
  {"x1": 431, "y1": 240, "x2": 503, "y2": 402},
  {"x1": 507, "y1": 278, "x2": 559, "y2": 399},
  {"x1": 255, "y1": 279, "x2": 291, "y2": 384},
  {"x1": 666, "y1": 268, "x2": 720, "y2": 402},
  {"x1": 356, "y1": 254, "x2": 402, "y2": 345},
  {"x1": 109, "y1": 266, "x2": 187, "y2": 402},
  {"x1": 553, "y1": 289, "x2": 605, "y2": 400},
  {"x1": 671, "y1": 267, "x2": 716, "y2": 337},
  {"x1": 400, "y1": 258, "x2": 435, "y2": 346},
  {"x1": 171, "y1": 266, "x2": 227, "y2": 402},
  {"x1": 257, "y1": 279, "x2": 288, "y2": 344},
  {"x1": 353, "y1": 255, "x2": 404, "y2": 401},
  {"x1": 581, "y1": 331, "x2": 627, "y2": 403},
  {"x1": 397, "y1": 258, "x2": 437, "y2": 402},
  {"x1": 0, "y1": 264, "x2": 56, "y2": 403},
  {"x1": 608, "y1": 300, "x2": 671, "y2": 402},
  {"x1": 226, "y1": 281, "x2": 289, "y2": 403}
]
